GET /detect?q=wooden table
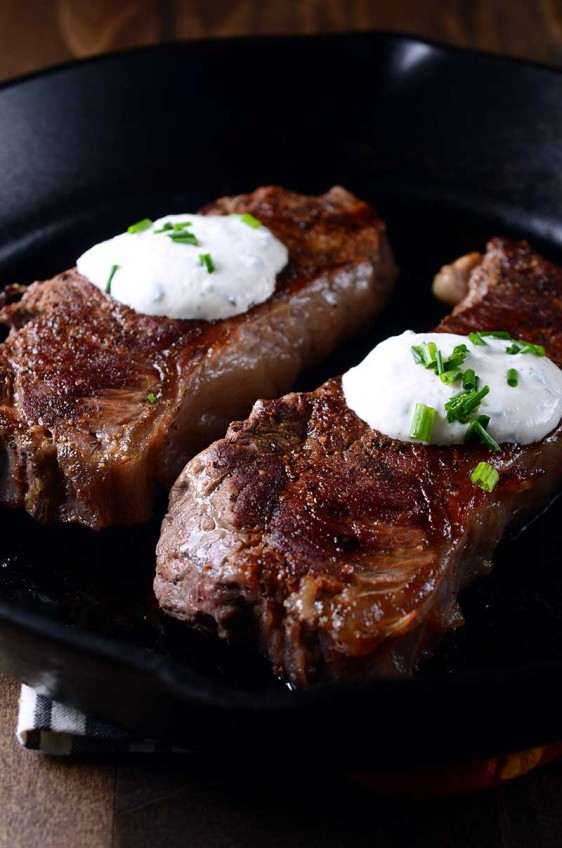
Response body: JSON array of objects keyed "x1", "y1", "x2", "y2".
[{"x1": 1, "y1": 2, "x2": 562, "y2": 846}]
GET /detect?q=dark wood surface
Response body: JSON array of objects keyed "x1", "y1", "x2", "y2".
[
  {"x1": 2, "y1": 0, "x2": 562, "y2": 82},
  {"x1": 1, "y1": 2, "x2": 562, "y2": 846},
  {"x1": 2, "y1": 664, "x2": 562, "y2": 848}
]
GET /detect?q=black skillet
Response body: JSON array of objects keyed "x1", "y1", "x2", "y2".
[{"x1": 0, "y1": 32, "x2": 561, "y2": 766}]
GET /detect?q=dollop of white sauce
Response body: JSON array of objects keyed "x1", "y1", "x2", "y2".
[
  {"x1": 76, "y1": 214, "x2": 289, "y2": 320},
  {"x1": 342, "y1": 331, "x2": 562, "y2": 445}
]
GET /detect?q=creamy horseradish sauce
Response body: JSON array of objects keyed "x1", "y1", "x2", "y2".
[
  {"x1": 77, "y1": 213, "x2": 288, "y2": 320},
  {"x1": 342, "y1": 331, "x2": 562, "y2": 447}
]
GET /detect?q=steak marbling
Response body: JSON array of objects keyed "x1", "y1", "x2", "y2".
[
  {"x1": 0, "y1": 186, "x2": 396, "y2": 528},
  {"x1": 155, "y1": 238, "x2": 562, "y2": 686}
]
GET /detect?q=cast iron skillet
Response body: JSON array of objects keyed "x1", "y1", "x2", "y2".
[{"x1": 0, "y1": 32, "x2": 561, "y2": 767}]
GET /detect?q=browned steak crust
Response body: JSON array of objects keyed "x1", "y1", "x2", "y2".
[
  {"x1": 155, "y1": 239, "x2": 562, "y2": 686},
  {"x1": 0, "y1": 186, "x2": 396, "y2": 528}
]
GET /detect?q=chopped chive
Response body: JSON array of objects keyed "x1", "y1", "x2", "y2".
[
  {"x1": 409, "y1": 403, "x2": 436, "y2": 442},
  {"x1": 459, "y1": 384, "x2": 490, "y2": 418},
  {"x1": 506, "y1": 339, "x2": 545, "y2": 356},
  {"x1": 524, "y1": 342, "x2": 545, "y2": 356},
  {"x1": 462, "y1": 368, "x2": 478, "y2": 391},
  {"x1": 418, "y1": 343, "x2": 434, "y2": 368},
  {"x1": 469, "y1": 330, "x2": 510, "y2": 344},
  {"x1": 127, "y1": 218, "x2": 152, "y2": 234},
  {"x1": 467, "y1": 330, "x2": 545, "y2": 356},
  {"x1": 440, "y1": 369, "x2": 462, "y2": 385},
  {"x1": 464, "y1": 420, "x2": 500, "y2": 452},
  {"x1": 411, "y1": 345, "x2": 424, "y2": 364},
  {"x1": 153, "y1": 222, "x2": 174, "y2": 233},
  {"x1": 154, "y1": 220, "x2": 193, "y2": 234},
  {"x1": 241, "y1": 213, "x2": 262, "y2": 228},
  {"x1": 444, "y1": 344, "x2": 470, "y2": 371},
  {"x1": 147, "y1": 392, "x2": 157, "y2": 404},
  {"x1": 424, "y1": 342, "x2": 437, "y2": 367},
  {"x1": 199, "y1": 252, "x2": 215, "y2": 273},
  {"x1": 445, "y1": 384, "x2": 490, "y2": 424},
  {"x1": 105, "y1": 263, "x2": 119, "y2": 294},
  {"x1": 465, "y1": 420, "x2": 480, "y2": 444},
  {"x1": 480, "y1": 427, "x2": 501, "y2": 452},
  {"x1": 523, "y1": 342, "x2": 545, "y2": 356},
  {"x1": 507, "y1": 368, "x2": 519, "y2": 387},
  {"x1": 231, "y1": 212, "x2": 262, "y2": 228},
  {"x1": 445, "y1": 390, "x2": 469, "y2": 422},
  {"x1": 470, "y1": 461, "x2": 500, "y2": 492},
  {"x1": 477, "y1": 331, "x2": 511, "y2": 340},
  {"x1": 168, "y1": 231, "x2": 199, "y2": 246},
  {"x1": 411, "y1": 341, "x2": 444, "y2": 373}
]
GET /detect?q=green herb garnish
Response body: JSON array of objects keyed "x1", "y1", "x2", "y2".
[
  {"x1": 445, "y1": 385, "x2": 490, "y2": 424},
  {"x1": 231, "y1": 212, "x2": 262, "y2": 229},
  {"x1": 168, "y1": 231, "x2": 199, "y2": 246},
  {"x1": 409, "y1": 403, "x2": 436, "y2": 442},
  {"x1": 412, "y1": 341, "x2": 470, "y2": 377},
  {"x1": 147, "y1": 392, "x2": 157, "y2": 404},
  {"x1": 479, "y1": 331, "x2": 511, "y2": 340},
  {"x1": 410, "y1": 342, "x2": 441, "y2": 372},
  {"x1": 105, "y1": 264, "x2": 119, "y2": 294},
  {"x1": 423, "y1": 342, "x2": 437, "y2": 368},
  {"x1": 468, "y1": 331, "x2": 512, "y2": 345},
  {"x1": 468, "y1": 330, "x2": 545, "y2": 357},
  {"x1": 411, "y1": 345, "x2": 424, "y2": 365},
  {"x1": 507, "y1": 368, "x2": 519, "y2": 387},
  {"x1": 440, "y1": 369, "x2": 463, "y2": 385},
  {"x1": 486, "y1": 331, "x2": 511, "y2": 339},
  {"x1": 443, "y1": 344, "x2": 470, "y2": 371},
  {"x1": 462, "y1": 368, "x2": 478, "y2": 391},
  {"x1": 506, "y1": 339, "x2": 545, "y2": 357},
  {"x1": 154, "y1": 220, "x2": 193, "y2": 234},
  {"x1": 127, "y1": 218, "x2": 152, "y2": 234},
  {"x1": 465, "y1": 418, "x2": 500, "y2": 452},
  {"x1": 470, "y1": 461, "x2": 500, "y2": 492},
  {"x1": 199, "y1": 253, "x2": 215, "y2": 273}
]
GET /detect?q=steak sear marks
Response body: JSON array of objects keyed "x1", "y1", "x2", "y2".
[
  {"x1": 155, "y1": 239, "x2": 562, "y2": 686},
  {"x1": 0, "y1": 186, "x2": 396, "y2": 528}
]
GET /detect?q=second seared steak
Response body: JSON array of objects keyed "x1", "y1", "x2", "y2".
[
  {"x1": 155, "y1": 239, "x2": 562, "y2": 686},
  {"x1": 0, "y1": 186, "x2": 396, "y2": 528}
]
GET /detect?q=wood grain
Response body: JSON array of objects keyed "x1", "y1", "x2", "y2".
[
  {"x1": 0, "y1": 673, "x2": 114, "y2": 848},
  {"x1": 0, "y1": 1, "x2": 69, "y2": 82},
  {"x1": 57, "y1": 0, "x2": 162, "y2": 58},
  {"x1": 1, "y1": 1, "x2": 562, "y2": 84},
  {"x1": 0, "y1": 0, "x2": 162, "y2": 82},
  {"x1": 170, "y1": 0, "x2": 562, "y2": 68},
  {"x1": 111, "y1": 765, "x2": 504, "y2": 848}
]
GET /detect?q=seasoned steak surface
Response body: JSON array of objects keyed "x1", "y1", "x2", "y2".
[
  {"x1": 0, "y1": 186, "x2": 396, "y2": 528},
  {"x1": 155, "y1": 239, "x2": 562, "y2": 686}
]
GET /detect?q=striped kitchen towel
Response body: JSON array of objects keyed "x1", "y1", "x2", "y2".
[
  {"x1": 17, "y1": 685, "x2": 186, "y2": 755},
  {"x1": 17, "y1": 684, "x2": 562, "y2": 797}
]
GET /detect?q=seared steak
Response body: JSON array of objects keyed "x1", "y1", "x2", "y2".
[
  {"x1": 0, "y1": 186, "x2": 396, "y2": 529},
  {"x1": 155, "y1": 238, "x2": 562, "y2": 686}
]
